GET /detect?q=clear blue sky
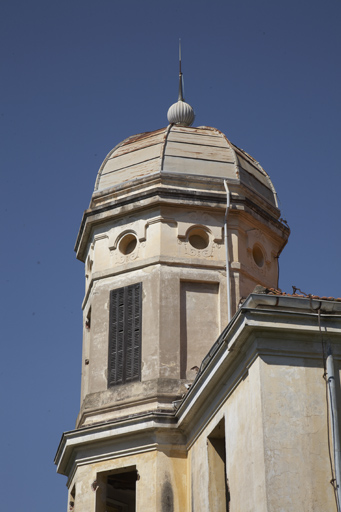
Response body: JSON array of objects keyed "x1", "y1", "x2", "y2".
[{"x1": 1, "y1": 1, "x2": 340, "y2": 510}]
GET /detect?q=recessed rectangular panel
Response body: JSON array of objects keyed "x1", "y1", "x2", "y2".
[{"x1": 180, "y1": 281, "x2": 219, "y2": 379}]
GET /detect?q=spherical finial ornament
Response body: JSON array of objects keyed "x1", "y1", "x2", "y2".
[{"x1": 167, "y1": 100, "x2": 195, "y2": 126}]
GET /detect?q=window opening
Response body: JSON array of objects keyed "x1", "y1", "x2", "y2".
[
  {"x1": 207, "y1": 418, "x2": 229, "y2": 512},
  {"x1": 108, "y1": 283, "x2": 142, "y2": 387},
  {"x1": 69, "y1": 485, "x2": 75, "y2": 511},
  {"x1": 119, "y1": 234, "x2": 137, "y2": 255},
  {"x1": 96, "y1": 469, "x2": 138, "y2": 512},
  {"x1": 252, "y1": 244, "x2": 264, "y2": 268},
  {"x1": 85, "y1": 307, "x2": 91, "y2": 330},
  {"x1": 188, "y1": 228, "x2": 209, "y2": 250}
]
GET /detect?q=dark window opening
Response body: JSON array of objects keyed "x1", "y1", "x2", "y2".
[
  {"x1": 85, "y1": 307, "x2": 91, "y2": 330},
  {"x1": 69, "y1": 485, "x2": 75, "y2": 511},
  {"x1": 188, "y1": 227, "x2": 209, "y2": 250},
  {"x1": 119, "y1": 234, "x2": 137, "y2": 255},
  {"x1": 207, "y1": 418, "x2": 230, "y2": 512},
  {"x1": 108, "y1": 283, "x2": 142, "y2": 387},
  {"x1": 96, "y1": 469, "x2": 138, "y2": 512}
]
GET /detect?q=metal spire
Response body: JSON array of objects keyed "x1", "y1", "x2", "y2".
[
  {"x1": 167, "y1": 39, "x2": 195, "y2": 126},
  {"x1": 178, "y1": 39, "x2": 184, "y2": 101}
]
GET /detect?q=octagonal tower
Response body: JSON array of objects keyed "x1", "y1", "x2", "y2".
[{"x1": 75, "y1": 112, "x2": 289, "y2": 428}]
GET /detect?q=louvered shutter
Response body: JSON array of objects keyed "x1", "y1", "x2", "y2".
[{"x1": 108, "y1": 283, "x2": 142, "y2": 387}]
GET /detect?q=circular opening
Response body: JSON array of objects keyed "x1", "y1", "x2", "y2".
[
  {"x1": 119, "y1": 234, "x2": 137, "y2": 255},
  {"x1": 188, "y1": 229, "x2": 209, "y2": 250},
  {"x1": 252, "y1": 245, "x2": 264, "y2": 267}
]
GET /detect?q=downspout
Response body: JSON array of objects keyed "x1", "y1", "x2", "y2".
[
  {"x1": 326, "y1": 343, "x2": 341, "y2": 510},
  {"x1": 224, "y1": 181, "x2": 231, "y2": 323}
]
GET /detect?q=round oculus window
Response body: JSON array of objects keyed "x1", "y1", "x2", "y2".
[
  {"x1": 252, "y1": 244, "x2": 264, "y2": 268},
  {"x1": 119, "y1": 234, "x2": 137, "y2": 255},
  {"x1": 188, "y1": 229, "x2": 209, "y2": 250}
]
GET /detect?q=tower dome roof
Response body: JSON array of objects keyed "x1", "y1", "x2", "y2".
[{"x1": 94, "y1": 125, "x2": 278, "y2": 208}]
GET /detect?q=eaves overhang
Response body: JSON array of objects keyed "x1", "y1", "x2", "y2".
[
  {"x1": 74, "y1": 174, "x2": 286, "y2": 262},
  {"x1": 74, "y1": 174, "x2": 231, "y2": 261},
  {"x1": 175, "y1": 293, "x2": 341, "y2": 437},
  {"x1": 55, "y1": 410, "x2": 178, "y2": 478},
  {"x1": 55, "y1": 294, "x2": 341, "y2": 479}
]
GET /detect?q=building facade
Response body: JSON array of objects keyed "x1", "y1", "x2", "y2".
[{"x1": 55, "y1": 85, "x2": 340, "y2": 511}]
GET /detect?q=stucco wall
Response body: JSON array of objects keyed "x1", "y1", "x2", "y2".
[
  {"x1": 69, "y1": 447, "x2": 187, "y2": 512},
  {"x1": 187, "y1": 348, "x2": 336, "y2": 512}
]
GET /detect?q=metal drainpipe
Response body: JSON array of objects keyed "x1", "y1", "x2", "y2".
[
  {"x1": 326, "y1": 343, "x2": 341, "y2": 510},
  {"x1": 224, "y1": 181, "x2": 231, "y2": 323}
]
